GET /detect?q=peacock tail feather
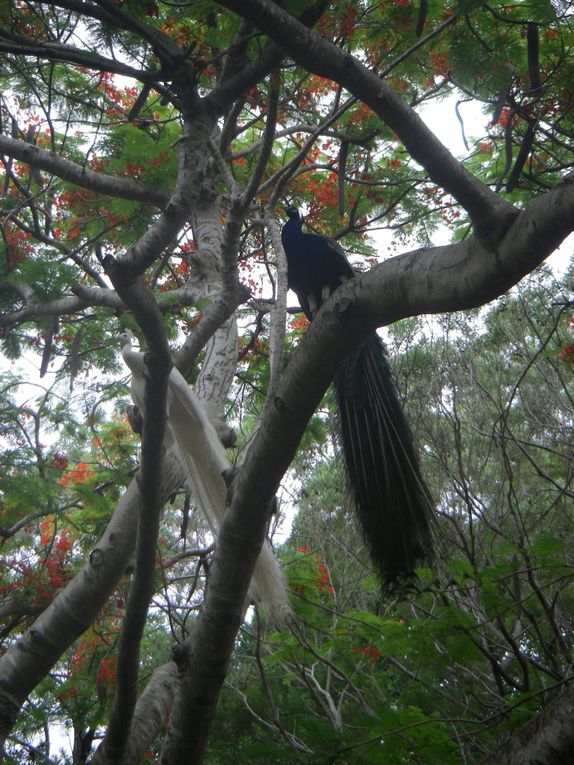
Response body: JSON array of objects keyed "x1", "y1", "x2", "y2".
[{"x1": 334, "y1": 332, "x2": 434, "y2": 589}]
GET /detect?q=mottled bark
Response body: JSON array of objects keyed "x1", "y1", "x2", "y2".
[{"x1": 90, "y1": 662, "x2": 178, "y2": 765}]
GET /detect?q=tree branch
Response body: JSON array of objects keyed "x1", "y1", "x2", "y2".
[
  {"x1": 215, "y1": 0, "x2": 517, "y2": 240},
  {"x1": 0, "y1": 29, "x2": 161, "y2": 83},
  {"x1": 100, "y1": 267, "x2": 172, "y2": 762},
  {"x1": 479, "y1": 682, "x2": 574, "y2": 764},
  {"x1": 0, "y1": 135, "x2": 169, "y2": 207},
  {"x1": 44, "y1": 0, "x2": 183, "y2": 66}
]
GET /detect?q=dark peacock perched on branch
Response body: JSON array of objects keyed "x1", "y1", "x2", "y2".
[{"x1": 281, "y1": 207, "x2": 434, "y2": 590}]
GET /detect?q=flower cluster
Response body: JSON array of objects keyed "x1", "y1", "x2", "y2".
[
  {"x1": 352, "y1": 644, "x2": 382, "y2": 664},
  {"x1": 58, "y1": 461, "x2": 95, "y2": 487},
  {"x1": 558, "y1": 317, "x2": 574, "y2": 366},
  {"x1": 293, "y1": 546, "x2": 334, "y2": 595}
]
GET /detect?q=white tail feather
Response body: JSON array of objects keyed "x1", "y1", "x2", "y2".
[{"x1": 120, "y1": 332, "x2": 290, "y2": 618}]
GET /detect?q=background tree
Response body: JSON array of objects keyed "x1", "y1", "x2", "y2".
[{"x1": 0, "y1": 1, "x2": 573, "y2": 763}]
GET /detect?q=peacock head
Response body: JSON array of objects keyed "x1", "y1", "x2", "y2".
[
  {"x1": 284, "y1": 206, "x2": 302, "y2": 222},
  {"x1": 118, "y1": 329, "x2": 136, "y2": 349}
]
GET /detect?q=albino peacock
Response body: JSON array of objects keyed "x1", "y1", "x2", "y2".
[{"x1": 119, "y1": 330, "x2": 289, "y2": 616}]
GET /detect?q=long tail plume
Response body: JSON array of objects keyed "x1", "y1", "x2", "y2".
[
  {"x1": 120, "y1": 331, "x2": 290, "y2": 618},
  {"x1": 334, "y1": 332, "x2": 434, "y2": 589}
]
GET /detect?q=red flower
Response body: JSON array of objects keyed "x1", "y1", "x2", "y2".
[
  {"x1": 291, "y1": 315, "x2": 309, "y2": 331},
  {"x1": 353, "y1": 644, "x2": 382, "y2": 663},
  {"x1": 58, "y1": 461, "x2": 95, "y2": 487},
  {"x1": 316, "y1": 561, "x2": 334, "y2": 593},
  {"x1": 558, "y1": 344, "x2": 574, "y2": 365},
  {"x1": 52, "y1": 452, "x2": 68, "y2": 470}
]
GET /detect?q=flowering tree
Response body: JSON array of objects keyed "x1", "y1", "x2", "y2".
[{"x1": 0, "y1": 0, "x2": 573, "y2": 762}]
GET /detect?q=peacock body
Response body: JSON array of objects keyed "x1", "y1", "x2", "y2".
[{"x1": 281, "y1": 208, "x2": 434, "y2": 589}]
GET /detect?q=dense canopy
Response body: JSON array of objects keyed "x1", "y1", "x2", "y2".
[{"x1": 0, "y1": 0, "x2": 573, "y2": 763}]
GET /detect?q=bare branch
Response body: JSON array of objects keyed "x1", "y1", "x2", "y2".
[{"x1": 0, "y1": 135, "x2": 169, "y2": 207}]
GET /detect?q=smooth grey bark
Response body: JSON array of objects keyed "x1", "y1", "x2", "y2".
[
  {"x1": 123, "y1": 663, "x2": 179, "y2": 765},
  {"x1": 0, "y1": 135, "x2": 168, "y2": 208},
  {"x1": 0, "y1": 272, "x2": 203, "y2": 330},
  {"x1": 89, "y1": 662, "x2": 178, "y2": 765}
]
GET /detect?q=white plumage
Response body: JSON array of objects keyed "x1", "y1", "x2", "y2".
[{"x1": 119, "y1": 330, "x2": 289, "y2": 617}]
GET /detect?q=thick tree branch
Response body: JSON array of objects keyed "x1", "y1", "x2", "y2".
[
  {"x1": 0, "y1": 135, "x2": 169, "y2": 207},
  {"x1": 91, "y1": 662, "x2": 178, "y2": 765},
  {"x1": 352, "y1": 179, "x2": 574, "y2": 325},
  {"x1": 0, "y1": 281, "x2": 203, "y2": 329},
  {"x1": 215, "y1": 0, "x2": 517, "y2": 240},
  {"x1": 0, "y1": 292, "x2": 91, "y2": 328},
  {"x1": 479, "y1": 682, "x2": 574, "y2": 764}
]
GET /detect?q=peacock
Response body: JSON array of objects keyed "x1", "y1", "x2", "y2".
[
  {"x1": 281, "y1": 208, "x2": 434, "y2": 589},
  {"x1": 119, "y1": 330, "x2": 289, "y2": 615}
]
